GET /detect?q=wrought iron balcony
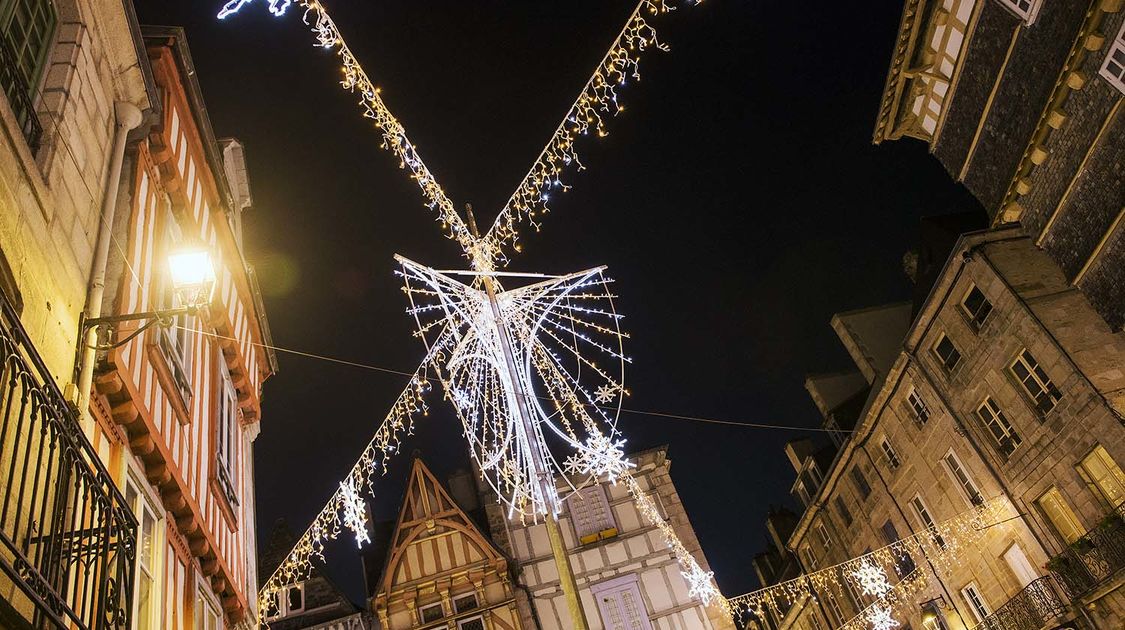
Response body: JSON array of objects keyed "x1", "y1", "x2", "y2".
[
  {"x1": 1047, "y1": 502, "x2": 1125, "y2": 600},
  {"x1": 0, "y1": 33, "x2": 45, "y2": 151},
  {"x1": 0, "y1": 292, "x2": 137, "y2": 629},
  {"x1": 972, "y1": 577, "x2": 1067, "y2": 630}
]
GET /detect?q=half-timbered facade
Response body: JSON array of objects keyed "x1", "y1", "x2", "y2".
[
  {"x1": 371, "y1": 458, "x2": 523, "y2": 630},
  {"x1": 89, "y1": 26, "x2": 276, "y2": 629}
]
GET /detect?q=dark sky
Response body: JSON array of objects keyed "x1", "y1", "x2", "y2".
[{"x1": 137, "y1": 0, "x2": 980, "y2": 603}]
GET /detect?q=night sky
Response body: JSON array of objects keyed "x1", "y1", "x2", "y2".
[{"x1": 136, "y1": 0, "x2": 980, "y2": 603}]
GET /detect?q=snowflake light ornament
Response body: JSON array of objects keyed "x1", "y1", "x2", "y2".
[
  {"x1": 867, "y1": 604, "x2": 899, "y2": 630},
  {"x1": 594, "y1": 383, "x2": 619, "y2": 404},
  {"x1": 852, "y1": 560, "x2": 892, "y2": 599},
  {"x1": 339, "y1": 478, "x2": 371, "y2": 548},
  {"x1": 564, "y1": 434, "x2": 635, "y2": 483},
  {"x1": 682, "y1": 563, "x2": 720, "y2": 606}
]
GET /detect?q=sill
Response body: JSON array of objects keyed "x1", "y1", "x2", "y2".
[
  {"x1": 0, "y1": 90, "x2": 52, "y2": 221},
  {"x1": 146, "y1": 342, "x2": 193, "y2": 426}
]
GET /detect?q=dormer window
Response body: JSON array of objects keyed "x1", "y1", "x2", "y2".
[{"x1": 1101, "y1": 19, "x2": 1125, "y2": 95}]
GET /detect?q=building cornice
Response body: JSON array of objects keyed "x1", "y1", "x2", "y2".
[{"x1": 873, "y1": 0, "x2": 930, "y2": 143}]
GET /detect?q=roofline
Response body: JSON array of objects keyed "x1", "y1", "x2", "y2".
[{"x1": 872, "y1": 0, "x2": 927, "y2": 144}]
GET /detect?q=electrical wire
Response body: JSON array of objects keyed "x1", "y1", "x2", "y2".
[{"x1": 177, "y1": 325, "x2": 842, "y2": 433}]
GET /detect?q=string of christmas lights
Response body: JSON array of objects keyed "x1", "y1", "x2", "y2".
[
  {"x1": 218, "y1": 0, "x2": 475, "y2": 254},
  {"x1": 482, "y1": 0, "x2": 684, "y2": 266},
  {"x1": 254, "y1": 347, "x2": 441, "y2": 618},
  {"x1": 726, "y1": 497, "x2": 1011, "y2": 629}
]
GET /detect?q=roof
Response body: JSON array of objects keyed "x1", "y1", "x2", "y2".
[{"x1": 872, "y1": 0, "x2": 927, "y2": 143}]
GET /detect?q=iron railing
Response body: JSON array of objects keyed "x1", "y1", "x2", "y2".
[
  {"x1": 0, "y1": 33, "x2": 44, "y2": 151},
  {"x1": 973, "y1": 577, "x2": 1067, "y2": 630},
  {"x1": 0, "y1": 292, "x2": 136, "y2": 629},
  {"x1": 1048, "y1": 502, "x2": 1125, "y2": 600}
]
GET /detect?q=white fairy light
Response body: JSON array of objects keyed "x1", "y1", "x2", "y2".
[
  {"x1": 339, "y1": 477, "x2": 371, "y2": 548},
  {"x1": 682, "y1": 564, "x2": 718, "y2": 605},
  {"x1": 217, "y1": 0, "x2": 290, "y2": 19},
  {"x1": 594, "y1": 383, "x2": 619, "y2": 404},
  {"x1": 564, "y1": 433, "x2": 635, "y2": 483}
]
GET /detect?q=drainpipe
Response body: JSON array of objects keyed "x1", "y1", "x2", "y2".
[{"x1": 75, "y1": 101, "x2": 144, "y2": 423}]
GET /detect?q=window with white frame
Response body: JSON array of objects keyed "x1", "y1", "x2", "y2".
[
  {"x1": 960, "y1": 285, "x2": 993, "y2": 331},
  {"x1": 943, "y1": 451, "x2": 984, "y2": 507},
  {"x1": 932, "y1": 334, "x2": 962, "y2": 374},
  {"x1": 808, "y1": 611, "x2": 825, "y2": 630},
  {"x1": 907, "y1": 387, "x2": 931, "y2": 424},
  {"x1": 816, "y1": 522, "x2": 833, "y2": 551},
  {"x1": 1079, "y1": 445, "x2": 1125, "y2": 509},
  {"x1": 125, "y1": 475, "x2": 162, "y2": 630},
  {"x1": 216, "y1": 357, "x2": 240, "y2": 507},
  {"x1": 1009, "y1": 349, "x2": 1062, "y2": 415},
  {"x1": 802, "y1": 544, "x2": 819, "y2": 570},
  {"x1": 825, "y1": 588, "x2": 846, "y2": 626},
  {"x1": 592, "y1": 574, "x2": 653, "y2": 630},
  {"x1": 909, "y1": 495, "x2": 945, "y2": 549},
  {"x1": 420, "y1": 602, "x2": 444, "y2": 623},
  {"x1": 195, "y1": 586, "x2": 222, "y2": 630},
  {"x1": 880, "y1": 436, "x2": 902, "y2": 470},
  {"x1": 265, "y1": 583, "x2": 305, "y2": 621},
  {"x1": 975, "y1": 397, "x2": 1022, "y2": 458},
  {"x1": 570, "y1": 484, "x2": 617, "y2": 544},
  {"x1": 158, "y1": 202, "x2": 194, "y2": 403},
  {"x1": 960, "y1": 582, "x2": 991, "y2": 624},
  {"x1": 1101, "y1": 19, "x2": 1125, "y2": 94},
  {"x1": 994, "y1": 0, "x2": 1043, "y2": 24}
]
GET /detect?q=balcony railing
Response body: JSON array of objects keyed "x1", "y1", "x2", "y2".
[
  {"x1": 0, "y1": 33, "x2": 45, "y2": 151},
  {"x1": 1047, "y1": 502, "x2": 1125, "y2": 600},
  {"x1": 972, "y1": 577, "x2": 1067, "y2": 630},
  {"x1": 0, "y1": 292, "x2": 136, "y2": 629}
]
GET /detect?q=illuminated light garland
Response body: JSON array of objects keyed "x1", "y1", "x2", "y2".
[
  {"x1": 255, "y1": 358, "x2": 438, "y2": 620},
  {"x1": 867, "y1": 604, "x2": 900, "y2": 630},
  {"x1": 727, "y1": 498, "x2": 1010, "y2": 629},
  {"x1": 339, "y1": 477, "x2": 371, "y2": 548},
  {"x1": 217, "y1": 0, "x2": 291, "y2": 19},
  {"x1": 397, "y1": 256, "x2": 631, "y2": 519}
]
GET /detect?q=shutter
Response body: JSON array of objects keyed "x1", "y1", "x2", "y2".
[{"x1": 572, "y1": 485, "x2": 616, "y2": 541}]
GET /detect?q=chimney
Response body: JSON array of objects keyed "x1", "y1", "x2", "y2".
[
  {"x1": 447, "y1": 468, "x2": 480, "y2": 512},
  {"x1": 784, "y1": 437, "x2": 814, "y2": 473}
]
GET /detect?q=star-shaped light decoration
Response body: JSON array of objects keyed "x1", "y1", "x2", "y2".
[
  {"x1": 595, "y1": 383, "x2": 620, "y2": 404},
  {"x1": 852, "y1": 560, "x2": 892, "y2": 599},
  {"x1": 564, "y1": 434, "x2": 635, "y2": 483},
  {"x1": 682, "y1": 564, "x2": 718, "y2": 606},
  {"x1": 867, "y1": 604, "x2": 899, "y2": 630}
]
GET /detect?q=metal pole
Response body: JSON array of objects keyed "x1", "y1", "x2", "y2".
[{"x1": 465, "y1": 205, "x2": 590, "y2": 630}]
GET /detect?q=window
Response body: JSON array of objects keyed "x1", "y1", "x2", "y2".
[
  {"x1": 835, "y1": 496, "x2": 853, "y2": 527},
  {"x1": 825, "y1": 588, "x2": 846, "y2": 626},
  {"x1": 975, "y1": 398, "x2": 1022, "y2": 458},
  {"x1": 909, "y1": 495, "x2": 945, "y2": 549},
  {"x1": 879, "y1": 437, "x2": 901, "y2": 470},
  {"x1": 1101, "y1": 19, "x2": 1125, "y2": 94},
  {"x1": 457, "y1": 617, "x2": 485, "y2": 630},
  {"x1": 1010, "y1": 349, "x2": 1062, "y2": 415},
  {"x1": 1079, "y1": 445, "x2": 1125, "y2": 508},
  {"x1": 932, "y1": 334, "x2": 962, "y2": 374},
  {"x1": 570, "y1": 484, "x2": 618, "y2": 544},
  {"x1": 215, "y1": 357, "x2": 240, "y2": 507},
  {"x1": 125, "y1": 476, "x2": 161, "y2": 630},
  {"x1": 802, "y1": 544, "x2": 819, "y2": 570},
  {"x1": 907, "y1": 387, "x2": 930, "y2": 424},
  {"x1": 995, "y1": 0, "x2": 1043, "y2": 24},
  {"x1": 816, "y1": 522, "x2": 833, "y2": 551},
  {"x1": 158, "y1": 205, "x2": 194, "y2": 405},
  {"x1": 0, "y1": 0, "x2": 57, "y2": 148},
  {"x1": 265, "y1": 584, "x2": 304, "y2": 621},
  {"x1": 960, "y1": 285, "x2": 993, "y2": 330},
  {"x1": 943, "y1": 451, "x2": 984, "y2": 507},
  {"x1": 454, "y1": 593, "x2": 479, "y2": 614},
  {"x1": 960, "y1": 583, "x2": 990, "y2": 624},
  {"x1": 808, "y1": 611, "x2": 825, "y2": 630},
  {"x1": 850, "y1": 467, "x2": 871, "y2": 500},
  {"x1": 592, "y1": 575, "x2": 653, "y2": 630},
  {"x1": 1036, "y1": 487, "x2": 1084, "y2": 544},
  {"x1": 881, "y1": 521, "x2": 916, "y2": 577},
  {"x1": 195, "y1": 587, "x2": 221, "y2": 630},
  {"x1": 420, "y1": 602, "x2": 444, "y2": 623}
]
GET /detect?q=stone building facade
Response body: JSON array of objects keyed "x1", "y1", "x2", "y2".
[
  {"x1": 0, "y1": 3, "x2": 273, "y2": 629},
  {"x1": 751, "y1": 227, "x2": 1125, "y2": 630},
  {"x1": 873, "y1": 0, "x2": 1125, "y2": 329},
  {"x1": 490, "y1": 446, "x2": 734, "y2": 630}
]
